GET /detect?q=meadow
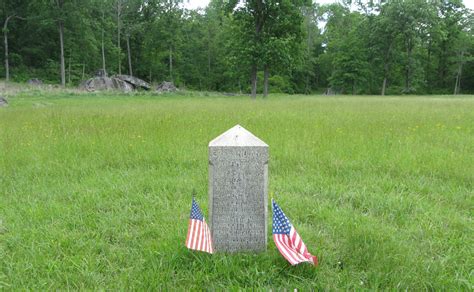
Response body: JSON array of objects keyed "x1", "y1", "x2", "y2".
[{"x1": 1, "y1": 90, "x2": 473, "y2": 289}]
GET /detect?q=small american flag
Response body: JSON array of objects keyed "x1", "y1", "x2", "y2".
[
  {"x1": 185, "y1": 197, "x2": 213, "y2": 254},
  {"x1": 272, "y1": 199, "x2": 318, "y2": 266}
]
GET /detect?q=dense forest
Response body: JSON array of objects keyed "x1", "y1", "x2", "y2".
[{"x1": 1, "y1": 0, "x2": 473, "y2": 95}]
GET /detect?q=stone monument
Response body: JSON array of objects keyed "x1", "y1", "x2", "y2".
[{"x1": 208, "y1": 125, "x2": 269, "y2": 252}]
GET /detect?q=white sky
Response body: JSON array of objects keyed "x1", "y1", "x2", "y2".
[{"x1": 184, "y1": 0, "x2": 474, "y2": 10}]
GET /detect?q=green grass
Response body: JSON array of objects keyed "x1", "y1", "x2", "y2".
[{"x1": 1, "y1": 91, "x2": 473, "y2": 289}]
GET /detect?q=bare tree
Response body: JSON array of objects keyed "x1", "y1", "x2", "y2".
[
  {"x1": 250, "y1": 0, "x2": 266, "y2": 99},
  {"x1": 55, "y1": 0, "x2": 66, "y2": 87},
  {"x1": 3, "y1": 14, "x2": 25, "y2": 82},
  {"x1": 101, "y1": 9, "x2": 107, "y2": 76},
  {"x1": 59, "y1": 18, "x2": 65, "y2": 86},
  {"x1": 126, "y1": 33, "x2": 132, "y2": 75},
  {"x1": 169, "y1": 47, "x2": 173, "y2": 81},
  {"x1": 263, "y1": 64, "x2": 269, "y2": 98},
  {"x1": 454, "y1": 50, "x2": 465, "y2": 95},
  {"x1": 115, "y1": 0, "x2": 123, "y2": 75}
]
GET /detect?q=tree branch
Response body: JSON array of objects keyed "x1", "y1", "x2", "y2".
[{"x1": 3, "y1": 14, "x2": 26, "y2": 32}]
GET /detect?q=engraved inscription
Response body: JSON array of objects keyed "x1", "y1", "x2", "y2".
[{"x1": 209, "y1": 146, "x2": 268, "y2": 252}]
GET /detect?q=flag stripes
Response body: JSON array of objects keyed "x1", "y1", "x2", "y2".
[
  {"x1": 272, "y1": 199, "x2": 318, "y2": 266},
  {"x1": 273, "y1": 232, "x2": 312, "y2": 265},
  {"x1": 185, "y1": 198, "x2": 213, "y2": 254},
  {"x1": 186, "y1": 219, "x2": 213, "y2": 253}
]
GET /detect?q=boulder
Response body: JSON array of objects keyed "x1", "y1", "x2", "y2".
[
  {"x1": 0, "y1": 96, "x2": 8, "y2": 107},
  {"x1": 27, "y1": 78, "x2": 43, "y2": 85},
  {"x1": 79, "y1": 76, "x2": 133, "y2": 92},
  {"x1": 114, "y1": 75, "x2": 151, "y2": 90},
  {"x1": 156, "y1": 81, "x2": 177, "y2": 93},
  {"x1": 79, "y1": 73, "x2": 151, "y2": 92}
]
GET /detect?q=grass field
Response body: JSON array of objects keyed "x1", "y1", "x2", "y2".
[{"x1": 1, "y1": 90, "x2": 473, "y2": 289}]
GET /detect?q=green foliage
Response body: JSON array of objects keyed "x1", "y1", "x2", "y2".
[
  {"x1": 255, "y1": 72, "x2": 294, "y2": 93},
  {"x1": 325, "y1": 11, "x2": 370, "y2": 94},
  {"x1": 268, "y1": 74, "x2": 293, "y2": 93},
  {"x1": 0, "y1": 0, "x2": 473, "y2": 93}
]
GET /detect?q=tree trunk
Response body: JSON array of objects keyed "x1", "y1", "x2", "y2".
[
  {"x1": 405, "y1": 58, "x2": 410, "y2": 92},
  {"x1": 207, "y1": 42, "x2": 211, "y2": 90},
  {"x1": 454, "y1": 75, "x2": 459, "y2": 95},
  {"x1": 117, "y1": 1, "x2": 122, "y2": 75},
  {"x1": 126, "y1": 34, "x2": 132, "y2": 76},
  {"x1": 439, "y1": 41, "x2": 447, "y2": 89},
  {"x1": 68, "y1": 50, "x2": 71, "y2": 84},
  {"x1": 207, "y1": 48, "x2": 211, "y2": 74},
  {"x1": 381, "y1": 77, "x2": 387, "y2": 96},
  {"x1": 250, "y1": 64, "x2": 257, "y2": 99},
  {"x1": 251, "y1": 3, "x2": 263, "y2": 99},
  {"x1": 4, "y1": 15, "x2": 24, "y2": 82},
  {"x1": 59, "y1": 20, "x2": 66, "y2": 87},
  {"x1": 207, "y1": 29, "x2": 211, "y2": 76},
  {"x1": 101, "y1": 12, "x2": 106, "y2": 76},
  {"x1": 169, "y1": 47, "x2": 173, "y2": 81},
  {"x1": 404, "y1": 38, "x2": 412, "y2": 93},
  {"x1": 457, "y1": 66, "x2": 462, "y2": 95},
  {"x1": 454, "y1": 50, "x2": 464, "y2": 95},
  {"x1": 305, "y1": 8, "x2": 312, "y2": 94},
  {"x1": 381, "y1": 62, "x2": 389, "y2": 96},
  {"x1": 426, "y1": 39, "x2": 432, "y2": 93},
  {"x1": 263, "y1": 64, "x2": 269, "y2": 98},
  {"x1": 405, "y1": 60, "x2": 410, "y2": 92},
  {"x1": 3, "y1": 16, "x2": 11, "y2": 82},
  {"x1": 82, "y1": 63, "x2": 85, "y2": 80}
]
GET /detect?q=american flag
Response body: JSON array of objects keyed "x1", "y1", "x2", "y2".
[
  {"x1": 185, "y1": 198, "x2": 214, "y2": 254},
  {"x1": 272, "y1": 199, "x2": 318, "y2": 266}
]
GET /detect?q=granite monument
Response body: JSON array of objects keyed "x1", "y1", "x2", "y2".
[{"x1": 208, "y1": 125, "x2": 269, "y2": 252}]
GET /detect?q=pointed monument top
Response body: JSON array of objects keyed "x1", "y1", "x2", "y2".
[{"x1": 209, "y1": 124, "x2": 268, "y2": 147}]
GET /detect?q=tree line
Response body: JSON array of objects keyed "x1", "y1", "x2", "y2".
[{"x1": 1, "y1": 0, "x2": 473, "y2": 96}]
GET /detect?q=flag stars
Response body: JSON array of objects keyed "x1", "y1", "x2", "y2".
[
  {"x1": 272, "y1": 202, "x2": 292, "y2": 234},
  {"x1": 190, "y1": 198, "x2": 204, "y2": 221}
]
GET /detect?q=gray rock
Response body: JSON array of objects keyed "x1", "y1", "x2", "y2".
[
  {"x1": 0, "y1": 96, "x2": 8, "y2": 107},
  {"x1": 156, "y1": 81, "x2": 177, "y2": 93},
  {"x1": 208, "y1": 125, "x2": 269, "y2": 253},
  {"x1": 79, "y1": 76, "x2": 133, "y2": 92},
  {"x1": 114, "y1": 75, "x2": 151, "y2": 90},
  {"x1": 95, "y1": 69, "x2": 107, "y2": 77},
  {"x1": 27, "y1": 78, "x2": 43, "y2": 85}
]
